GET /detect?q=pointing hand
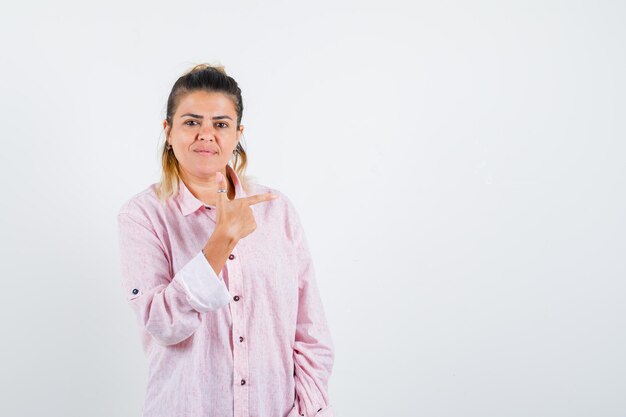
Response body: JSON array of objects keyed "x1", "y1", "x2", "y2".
[{"x1": 214, "y1": 170, "x2": 278, "y2": 242}]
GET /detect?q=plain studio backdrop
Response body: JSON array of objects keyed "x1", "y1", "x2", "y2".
[{"x1": 0, "y1": 1, "x2": 624, "y2": 416}]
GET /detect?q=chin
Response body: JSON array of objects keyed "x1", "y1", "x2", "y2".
[{"x1": 196, "y1": 165, "x2": 225, "y2": 175}]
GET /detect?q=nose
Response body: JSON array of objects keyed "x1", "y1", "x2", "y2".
[{"x1": 199, "y1": 123, "x2": 216, "y2": 141}]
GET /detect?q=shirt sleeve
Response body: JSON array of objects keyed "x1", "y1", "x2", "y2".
[
  {"x1": 286, "y1": 200, "x2": 335, "y2": 417},
  {"x1": 117, "y1": 210, "x2": 232, "y2": 346}
]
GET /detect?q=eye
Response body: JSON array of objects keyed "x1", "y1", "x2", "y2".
[
  {"x1": 216, "y1": 122, "x2": 228, "y2": 128},
  {"x1": 184, "y1": 120, "x2": 199, "y2": 126}
]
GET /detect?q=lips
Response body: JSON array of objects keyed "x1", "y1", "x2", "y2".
[{"x1": 194, "y1": 149, "x2": 217, "y2": 155}]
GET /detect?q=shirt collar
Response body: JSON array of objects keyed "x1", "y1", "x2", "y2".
[{"x1": 176, "y1": 164, "x2": 246, "y2": 216}]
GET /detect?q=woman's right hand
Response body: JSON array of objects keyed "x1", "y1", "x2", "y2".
[{"x1": 214, "y1": 170, "x2": 278, "y2": 242}]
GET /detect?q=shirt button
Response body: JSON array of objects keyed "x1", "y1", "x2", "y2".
[
  {"x1": 239, "y1": 336, "x2": 244, "y2": 342},
  {"x1": 233, "y1": 295, "x2": 240, "y2": 301},
  {"x1": 240, "y1": 379, "x2": 246, "y2": 385},
  {"x1": 228, "y1": 254, "x2": 235, "y2": 260}
]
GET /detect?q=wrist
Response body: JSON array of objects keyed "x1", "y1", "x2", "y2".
[{"x1": 208, "y1": 227, "x2": 238, "y2": 250}]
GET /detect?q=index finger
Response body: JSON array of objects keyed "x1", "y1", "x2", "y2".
[{"x1": 241, "y1": 192, "x2": 279, "y2": 206}]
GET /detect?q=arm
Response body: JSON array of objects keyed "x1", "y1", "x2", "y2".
[
  {"x1": 117, "y1": 211, "x2": 233, "y2": 346},
  {"x1": 288, "y1": 203, "x2": 335, "y2": 417}
]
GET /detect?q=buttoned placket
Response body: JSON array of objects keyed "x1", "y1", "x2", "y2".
[{"x1": 205, "y1": 205, "x2": 250, "y2": 417}]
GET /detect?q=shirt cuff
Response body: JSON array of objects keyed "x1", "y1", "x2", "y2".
[{"x1": 173, "y1": 250, "x2": 232, "y2": 312}]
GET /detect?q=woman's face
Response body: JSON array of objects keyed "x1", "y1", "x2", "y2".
[{"x1": 164, "y1": 90, "x2": 243, "y2": 181}]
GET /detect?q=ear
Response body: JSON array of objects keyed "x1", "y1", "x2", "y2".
[
  {"x1": 163, "y1": 119, "x2": 168, "y2": 140},
  {"x1": 237, "y1": 124, "x2": 244, "y2": 141}
]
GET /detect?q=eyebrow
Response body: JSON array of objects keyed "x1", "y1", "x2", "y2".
[{"x1": 180, "y1": 113, "x2": 233, "y2": 121}]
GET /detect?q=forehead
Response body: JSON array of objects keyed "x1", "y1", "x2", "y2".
[{"x1": 175, "y1": 90, "x2": 237, "y2": 116}]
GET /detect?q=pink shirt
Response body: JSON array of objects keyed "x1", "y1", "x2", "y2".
[{"x1": 117, "y1": 164, "x2": 334, "y2": 417}]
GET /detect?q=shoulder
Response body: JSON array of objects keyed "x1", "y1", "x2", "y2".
[
  {"x1": 117, "y1": 182, "x2": 164, "y2": 225},
  {"x1": 244, "y1": 179, "x2": 298, "y2": 213},
  {"x1": 244, "y1": 179, "x2": 304, "y2": 235}
]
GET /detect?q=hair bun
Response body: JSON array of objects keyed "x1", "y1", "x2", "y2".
[{"x1": 187, "y1": 63, "x2": 227, "y2": 75}]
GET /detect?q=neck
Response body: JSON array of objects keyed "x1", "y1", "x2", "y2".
[{"x1": 180, "y1": 168, "x2": 236, "y2": 206}]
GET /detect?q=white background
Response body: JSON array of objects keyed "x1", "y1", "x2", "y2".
[{"x1": 1, "y1": 1, "x2": 625, "y2": 416}]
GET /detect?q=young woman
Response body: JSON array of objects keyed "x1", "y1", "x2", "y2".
[{"x1": 117, "y1": 64, "x2": 334, "y2": 417}]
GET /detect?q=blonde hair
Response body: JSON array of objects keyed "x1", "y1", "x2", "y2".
[{"x1": 156, "y1": 63, "x2": 249, "y2": 202}]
